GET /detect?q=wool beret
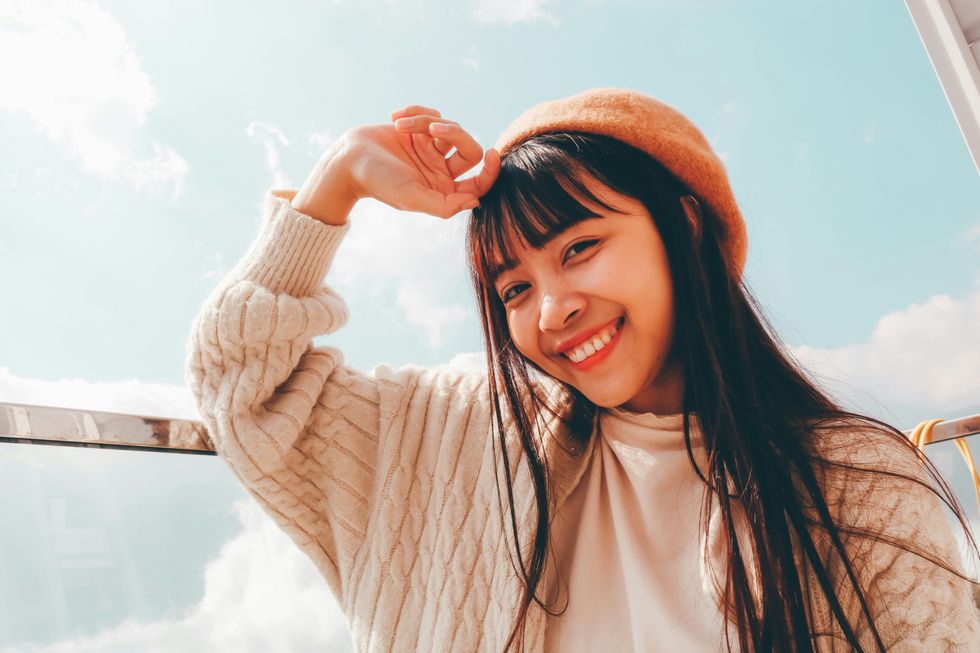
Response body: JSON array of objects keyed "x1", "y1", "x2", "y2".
[{"x1": 493, "y1": 87, "x2": 748, "y2": 278}]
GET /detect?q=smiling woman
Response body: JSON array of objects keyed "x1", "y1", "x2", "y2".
[
  {"x1": 466, "y1": 89, "x2": 980, "y2": 652},
  {"x1": 185, "y1": 87, "x2": 980, "y2": 653},
  {"x1": 480, "y1": 172, "x2": 683, "y2": 413}
]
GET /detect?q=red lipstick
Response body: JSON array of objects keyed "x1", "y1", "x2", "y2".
[
  {"x1": 561, "y1": 317, "x2": 624, "y2": 372},
  {"x1": 555, "y1": 316, "x2": 622, "y2": 355}
]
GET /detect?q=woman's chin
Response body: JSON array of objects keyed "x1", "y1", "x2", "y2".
[{"x1": 578, "y1": 383, "x2": 636, "y2": 409}]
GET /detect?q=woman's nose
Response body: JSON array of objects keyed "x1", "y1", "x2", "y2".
[{"x1": 538, "y1": 290, "x2": 584, "y2": 332}]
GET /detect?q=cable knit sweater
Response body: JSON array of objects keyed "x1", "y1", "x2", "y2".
[{"x1": 184, "y1": 188, "x2": 980, "y2": 652}]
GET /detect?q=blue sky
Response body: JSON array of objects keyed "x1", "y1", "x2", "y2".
[
  {"x1": 0, "y1": 0, "x2": 978, "y2": 650},
  {"x1": 1, "y1": 0, "x2": 978, "y2": 392}
]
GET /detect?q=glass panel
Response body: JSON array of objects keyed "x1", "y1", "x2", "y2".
[{"x1": 0, "y1": 442, "x2": 355, "y2": 651}]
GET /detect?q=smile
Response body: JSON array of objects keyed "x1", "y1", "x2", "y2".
[{"x1": 562, "y1": 317, "x2": 624, "y2": 369}]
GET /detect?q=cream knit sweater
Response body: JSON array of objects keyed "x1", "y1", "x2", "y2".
[{"x1": 185, "y1": 188, "x2": 980, "y2": 652}]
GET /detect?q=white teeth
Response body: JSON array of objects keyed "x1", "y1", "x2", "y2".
[{"x1": 564, "y1": 320, "x2": 622, "y2": 363}]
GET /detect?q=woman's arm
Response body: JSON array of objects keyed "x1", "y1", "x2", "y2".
[
  {"x1": 811, "y1": 427, "x2": 980, "y2": 651},
  {"x1": 185, "y1": 117, "x2": 498, "y2": 604},
  {"x1": 184, "y1": 184, "x2": 381, "y2": 601}
]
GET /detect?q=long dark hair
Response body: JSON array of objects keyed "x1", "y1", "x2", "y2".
[{"x1": 464, "y1": 131, "x2": 979, "y2": 652}]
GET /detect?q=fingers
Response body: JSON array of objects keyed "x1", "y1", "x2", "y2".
[
  {"x1": 389, "y1": 109, "x2": 503, "y2": 210},
  {"x1": 428, "y1": 123, "x2": 484, "y2": 179},
  {"x1": 429, "y1": 135, "x2": 454, "y2": 157},
  {"x1": 390, "y1": 105, "x2": 442, "y2": 121},
  {"x1": 410, "y1": 131, "x2": 452, "y2": 179},
  {"x1": 393, "y1": 115, "x2": 459, "y2": 131},
  {"x1": 394, "y1": 116, "x2": 482, "y2": 179},
  {"x1": 394, "y1": 114, "x2": 458, "y2": 155}
]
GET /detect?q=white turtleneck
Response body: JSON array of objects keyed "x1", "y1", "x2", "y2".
[{"x1": 543, "y1": 408, "x2": 734, "y2": 653}]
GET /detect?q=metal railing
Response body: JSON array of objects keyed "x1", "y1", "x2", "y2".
[
  {"x1": 1, "y1": 401, "x2": 978, "y2": 453},
  {"x1": 0, "y1": 401, "x2": 214, "y2": 454}
]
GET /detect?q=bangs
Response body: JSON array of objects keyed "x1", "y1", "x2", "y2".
[{"x1": 470, "y1": 154, "x2": 627, "y2": 287}]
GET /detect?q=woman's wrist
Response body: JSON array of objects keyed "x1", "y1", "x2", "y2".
[{"x1": 291, "y1": 138, "x2": 358, "y2": 226}]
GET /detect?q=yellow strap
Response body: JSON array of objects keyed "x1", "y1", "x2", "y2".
[{"x1": 910, "y1": 418, "x2": 980, "y2": 514}]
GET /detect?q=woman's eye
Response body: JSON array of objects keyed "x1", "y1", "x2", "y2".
[
  {"x1": 501, "y1": 284, "x2": 528, "y2": 304},
  {"x1": 564, "y1": 239, "x2": 598, "y2": 261},
  {"x1": 499, "y1": 240, "x2": 598, "y2": 304}
]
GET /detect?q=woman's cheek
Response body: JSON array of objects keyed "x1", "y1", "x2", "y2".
[
  {"x1": 508, "y1": 312, "x2": 539, "y2": 363},
  {"x1": 583, "y1": 260, "x2": 635, "y2": 300}
]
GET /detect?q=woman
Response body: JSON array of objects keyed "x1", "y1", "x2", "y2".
[{"x1": 185, "y1": 87, "x2": 980, "y2": 652}]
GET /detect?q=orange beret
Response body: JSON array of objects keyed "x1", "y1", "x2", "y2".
[{"x1": 493, "y1": 87, "x2": 748, "y2": 278}]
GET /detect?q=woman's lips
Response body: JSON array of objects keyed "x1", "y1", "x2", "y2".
[{"x1": 565, "y1": 317, "x2": 624, "y2": 372}]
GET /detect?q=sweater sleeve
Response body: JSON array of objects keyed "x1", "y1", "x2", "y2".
[
  {"x1": 813, "y1": 427, "x2": 980, "y2": 652},
  {"x1": 183, "y1": 188, "x2": 471, "y2": 603}
]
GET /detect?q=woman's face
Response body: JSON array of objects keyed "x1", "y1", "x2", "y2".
[{"x1": 492, "y1": 177, "x2": 685, "y2": 415}]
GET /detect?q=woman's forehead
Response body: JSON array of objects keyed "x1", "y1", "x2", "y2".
[{"x1": 476, "y1": 166, "x2": 642, "y2": 282}]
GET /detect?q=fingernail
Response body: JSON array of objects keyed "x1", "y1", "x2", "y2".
[
  {"x1": 395, "y1": 117, "x2": 415, "y2": 128},
  {"x1": 430, "y1": 123, "x2": 450, "y2": 133}
]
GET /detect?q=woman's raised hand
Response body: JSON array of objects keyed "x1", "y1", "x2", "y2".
[{"x1": 340, "y1": 105, "x2": 501, "y2": 219}]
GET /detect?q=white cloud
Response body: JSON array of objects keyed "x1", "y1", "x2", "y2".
[
  {"x1": 472, "y1": 0, "x2": 560, "y2": 25},
  {"x1": 721, "y1": 100, "x2": 739, "y2": 119},
  {"x1": 0, "y1": 0, "x2": 188, "y2": 201},
  {"x1": 0, "y1": 499, "x2": 353, "y2": 653},
  {"x1": 199, "y1": 250, "x2": 227, "y2": 282},
  {"x1": 245, "y1": 121, "x2": 292, "y2": 189},
  {"x1": 434, "y1": 351, "x2": 488, "y2": 374},
  {"x1": 964, "y1": 222, "x2": 980, "y2": 245},
  {"x1": 0, "y1": 347, "x2": 487, "y2": 426},
  {"x1": 244, "y1": 119, "x2": 485, "y2": 350},
  {"x1": 396, "y1": 284, "x2": 469, "y2": 348},
  {"x1": 125, "y1": 142, "x2": 189, "y2": 198},
  {"x1": 0, "y1": 366, "x2": 201, "y2": 422},
  {"x1": 247, "y1": 123, "x2": 342, "y2": 192},
  {"x1": 794, "y1": 142, "x2": 810, "y2": 161},
  {"x1": 709, "y1": 100, "x2": 740, "y2": 164},
  {"x1": 863, "y1": 120, "x2": 878, "y2": 145},
  {"x1": 789, "y1": 289, "x2": 980, "y2": 422},
  {"x1": 307, "y1": 129, "x2": 339, "y2": 159},
  {"x1": 330, "y1": 198, "x2": 476, "y2": 349},
  {"x1": 461, "y1": 45, "x2": 480, "y2": 70}
]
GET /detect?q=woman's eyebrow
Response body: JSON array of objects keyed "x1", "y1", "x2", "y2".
[
  {"x1": 489, "y1": 215, "x2": 610, "y2": 283},
  {"x1": 489, "y1": 259, "x2": 516, "y2": 281}
]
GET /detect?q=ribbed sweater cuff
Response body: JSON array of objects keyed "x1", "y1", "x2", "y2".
[{"x1": 234, "y1": 188, "x2": 351, "y2": 296}]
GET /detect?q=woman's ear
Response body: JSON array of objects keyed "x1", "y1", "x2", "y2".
[{"x1": 679, "y1": 194, "x2": 702, "y2": 247}]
